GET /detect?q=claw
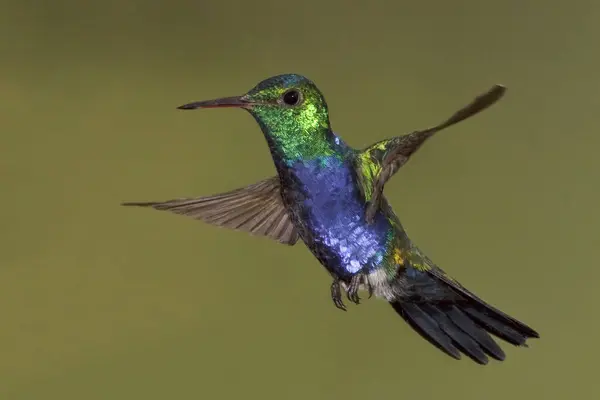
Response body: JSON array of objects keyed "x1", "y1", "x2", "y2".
[
  {"x1": 347, "y1": 275, "x2": 362, "y2": 305},
  {"x1": 330, "y1": 279, "x2": 347, "y2": 311}
]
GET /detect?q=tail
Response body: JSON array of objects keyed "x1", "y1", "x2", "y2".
[{"x1": 390, "y1": 294, "x2": 539, "y2": 364}]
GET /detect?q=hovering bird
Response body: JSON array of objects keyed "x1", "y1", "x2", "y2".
[{"x1": 123, "y1": 74, "x2": 539, "y2": 364}]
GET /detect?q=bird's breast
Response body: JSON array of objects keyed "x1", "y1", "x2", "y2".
[{"x1": 284, "y1": 157, "x2": 393, "y2": 278}]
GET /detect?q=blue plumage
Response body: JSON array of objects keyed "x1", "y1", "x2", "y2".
[{"x1": 286, "y1": 155, "x2": 393, "y2": 278}]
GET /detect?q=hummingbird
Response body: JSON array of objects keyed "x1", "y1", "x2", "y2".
[{"x1": 122, "y1": 74, "x2": 539, "y2": 364}]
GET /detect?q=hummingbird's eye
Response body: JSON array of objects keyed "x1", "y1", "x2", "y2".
[{"x1": 281, "y1": 89, "x2": 302, "y2": 106}]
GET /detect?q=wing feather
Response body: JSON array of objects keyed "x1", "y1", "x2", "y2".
[
  {"x1": 122, "y1": 176, "x2": 300, "y2": 245},
  {"x1": 360, "y1": 85, "x2": 506, "y2": 223}
]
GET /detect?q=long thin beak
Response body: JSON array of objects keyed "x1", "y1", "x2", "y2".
[{"x1": 177, "y1": 95, "x2": 250, "y2": 110}]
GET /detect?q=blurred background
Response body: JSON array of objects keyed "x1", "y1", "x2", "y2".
[{"x1": 1, "y1": 0, "x2": 598, "y2": 398}]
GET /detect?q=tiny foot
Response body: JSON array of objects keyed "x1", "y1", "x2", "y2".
[
  {"x1": 330, "y1": 278, "x2": 347, "y2": 311},
  {"x1": 346, "y1": 274, "x2": 362, "y2": 305}
]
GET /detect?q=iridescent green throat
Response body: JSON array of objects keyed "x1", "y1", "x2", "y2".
[{"x1": 249, "y1": 106, "x2": 337, "y2": 165}]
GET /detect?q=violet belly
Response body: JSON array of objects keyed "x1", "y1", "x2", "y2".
[{"x1": 286, "y1": 156, "x2": 393, "y2": 279}]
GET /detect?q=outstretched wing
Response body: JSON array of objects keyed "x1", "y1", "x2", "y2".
[
  {"x1": 358, "y1": 85, "x2": 506, "y2": 223},
  {"x1": 121, "y1": 176, "x2": 300, "y2": 245}
]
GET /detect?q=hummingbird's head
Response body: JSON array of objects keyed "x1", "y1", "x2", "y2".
[{"x1": 178, "y1": 74, "x2": 335, "y2": 161}]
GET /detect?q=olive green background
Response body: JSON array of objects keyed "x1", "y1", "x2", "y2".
[{"x1": 2, "y1": 0, "x2": 598, "y2": 398}]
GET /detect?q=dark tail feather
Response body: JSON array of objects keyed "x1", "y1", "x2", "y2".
[
  {"x1": 444, "y1": 305, "x2": 505, "y2": 360},
  {"x1": 391, "y1": 302, "x2": 463, "y2": 361},
  {"x1": 391, "y1": 298, "x2": 539, "y2": 364}
]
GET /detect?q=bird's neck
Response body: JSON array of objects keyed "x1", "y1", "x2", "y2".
[{"x1": 255, "y1": 120, "x2": 347, "y2": 171}]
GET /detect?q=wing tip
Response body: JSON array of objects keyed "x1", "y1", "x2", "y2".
[
  {"x1": 120, "y1": 201, "x2": 158, "y2": 207},
  {"x1": 492, "y1": 83, "x2": 507, "y2": 98}
]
